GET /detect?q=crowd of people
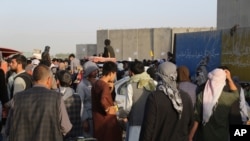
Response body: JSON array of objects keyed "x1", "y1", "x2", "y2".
[{"x1": 0, "y1": 39, "x2": 250, "y2": 141}]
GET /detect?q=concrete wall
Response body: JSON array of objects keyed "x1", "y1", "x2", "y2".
[
  {"x1": 221, "y1": 27, "x2": 250, "y2": 81},
  {"x1": 217, "y1": 0, "x2": 250, "y2": 29},
  {"x1": 137, "y1": 29, "x2": 153, "y2": 60},
  {"x1": 97, "y1": 28, "x2": 173, "y2": 61},
  {"x1": 121, "y1": 29, "x2": 138, "y2": 61},
  {"x1": 96, "y1": 27, "x2": 213, "y2": 61},
  {"x1": 109, "y1": 30, "x2": 124, "y2": 60},
  {"x1": 97, "y1": 30, "x2": 108, "y2": 56},
  {"x1": 76, "y1": 44, "x2": 97, "y2": 59},
  {"x1": 153, "y1": 28, "x2": 172, "y2": 59}
]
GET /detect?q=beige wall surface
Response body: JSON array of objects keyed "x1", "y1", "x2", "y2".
[{"x1": 217, "y1": 0, "x2": 250, "y2": 29}]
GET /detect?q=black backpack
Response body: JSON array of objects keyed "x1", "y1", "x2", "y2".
[{"x1": 10, "y1": 72, "x2": 33, "y2": 98}]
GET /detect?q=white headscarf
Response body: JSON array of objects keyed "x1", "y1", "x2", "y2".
[{"x1": 203, "y1": 68, "x2": 226, "y2": 124}]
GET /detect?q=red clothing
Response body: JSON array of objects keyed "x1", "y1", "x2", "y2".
[{"x1": 91, "y1": 80, "x2": 122, "y2": 141}]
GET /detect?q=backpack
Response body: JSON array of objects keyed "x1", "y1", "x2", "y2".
[{"x1": 10, "y1": 72, "x2": 33, "y2": 98}]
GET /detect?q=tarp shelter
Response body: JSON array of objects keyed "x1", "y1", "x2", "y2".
[{"x1": 0, "y1": 47, "x2": 21, "y2": 58}]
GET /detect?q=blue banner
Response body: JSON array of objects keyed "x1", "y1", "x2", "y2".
[{"x1": 175, "y1": 31, "x2": 222, "y2": 83}]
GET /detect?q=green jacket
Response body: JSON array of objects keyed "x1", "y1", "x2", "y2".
[{"x1": 194, "y1": 90, "x2": 239, "y2": 141}]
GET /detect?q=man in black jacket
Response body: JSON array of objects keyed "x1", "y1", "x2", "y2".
[{"x1": 139, "y1": 61, "x2": 194, "y2": 141}]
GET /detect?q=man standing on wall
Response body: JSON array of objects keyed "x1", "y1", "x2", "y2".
[{"x1": 102, "y1": 39, "x2": 115, "y2": 58}]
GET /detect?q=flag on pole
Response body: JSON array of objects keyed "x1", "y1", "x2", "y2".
[{"x1": 150, "y1": 50, "x2": 154, "y2": 57}]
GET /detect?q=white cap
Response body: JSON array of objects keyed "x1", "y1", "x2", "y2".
[
  {"x1": 128, "y1": 57, "x2": 132, "y2": 62},
  {"x1": 32, "y1": 53, "x2": 41, "y2": 60},
  {"x1": 32, "y1": 59, "x2": 40, "y2": 66}
]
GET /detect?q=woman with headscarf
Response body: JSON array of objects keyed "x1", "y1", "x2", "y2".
[
  {"x1": 177, "y1": 66, "x2": 197, "y2": 106},
  {"x1": 189, "y1": 68, "x2": 239, "y2": 141},
  {"x1": 139, "y1": 61, "x2": 194, "y2": 141}
]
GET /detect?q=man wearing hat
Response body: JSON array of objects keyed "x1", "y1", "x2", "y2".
[{"x1": 76, "y1": 61, "x2": 99, "y2": 138}]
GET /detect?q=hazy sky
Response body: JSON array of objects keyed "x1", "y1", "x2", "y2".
[{"x1": 0, "y1": 0, "x2": 217, "y2": 55}]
